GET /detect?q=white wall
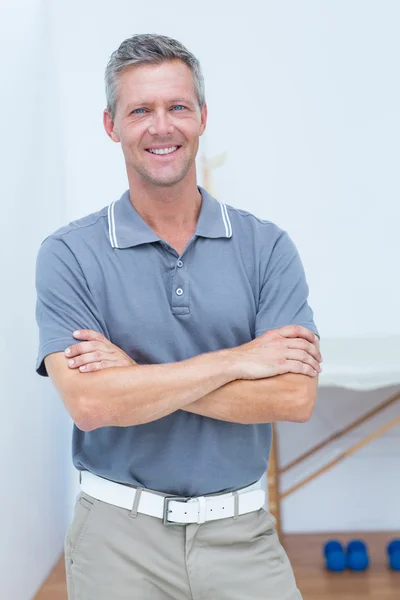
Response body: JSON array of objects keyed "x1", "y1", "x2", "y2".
[
  {"x1": 2, "y1": 2, "x2": 399, "y2": 596},
  {"x1": 50, "y1": 0, "x2": 400, "y2": 534},
  {"x1": 0, "y1": 1, "x2": 71, "y2": 598},
  {"x1": 49, "y1": 0, "x2": 400, "y2": 335}
]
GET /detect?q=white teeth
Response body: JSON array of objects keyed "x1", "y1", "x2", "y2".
[{"x1": 148, "y1": 146, "x2": 178, "y2": 155}]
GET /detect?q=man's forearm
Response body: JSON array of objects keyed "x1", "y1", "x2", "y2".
[
  {"x1": 182, "y1": 373, "x2": 313, "y2": 424},
  {"x1": 77, "y1": 349, "x2": 237, "y2": 431}
]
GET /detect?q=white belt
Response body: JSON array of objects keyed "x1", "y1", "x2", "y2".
[{"x1": 80, "y1": 471, "x2": 266, "y2": 526}]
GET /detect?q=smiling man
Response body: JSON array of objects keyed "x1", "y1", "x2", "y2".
[
  {"x1": 110, "y1": 60, "x2": 203, "y2": 183},
  {"x1": 35, "y1": 33, "x2": 321, "y2": 599}
]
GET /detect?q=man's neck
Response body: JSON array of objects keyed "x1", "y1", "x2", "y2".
[{"x1": 127, "y1": 176, "x2": 202, "y2": 236}]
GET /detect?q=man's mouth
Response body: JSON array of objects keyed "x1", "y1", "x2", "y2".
[{"x1": 145, "y1": 145, "x2": 181, "y2": 156}]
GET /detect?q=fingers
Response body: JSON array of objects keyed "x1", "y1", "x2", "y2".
[
  {"x1": 277, "y1": 325, "x2": 323, "y2": 365},
  {"x1": 66, "y1": 350, "x2": 119, "y2": 371},
  {"x1": 77, "y1": 360, "x2": 119, "y2": 372},
  {"x1": 286, "y1": 359, "x2": 319, "y2": 377},
  {"x1": 73, "y1": 329, "x2": 106, "y2": 342},
  {"x1": 65, "y1": 340, "x2": 113, "y2": 359},
  {"x1": 278, "y1": 324, "x2": 317, "y2": 345},
  {"x1": 287, "y1": 338, "x2": 323, "y2": 363},
  {"x1": 285, "y1": 349, "x2": 322, "y2": 374}
]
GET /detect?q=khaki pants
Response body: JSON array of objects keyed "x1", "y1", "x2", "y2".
[{"x1": 65, "y1": 489, "x2": 302, "y2": 599}]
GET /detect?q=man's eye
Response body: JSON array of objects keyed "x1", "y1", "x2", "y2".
[
  {"x1": 132, "y1": 108, "x2": 146, "y2": 115},
  {"x1": 172, "y1": 105, "x2": 185, "y2": 111}
]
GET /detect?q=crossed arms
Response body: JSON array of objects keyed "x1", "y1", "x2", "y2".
[{"x1": 44, "y1": 326, "x2": 320, "y2": 432}]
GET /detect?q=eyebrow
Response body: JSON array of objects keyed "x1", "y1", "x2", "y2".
[
  {"x1": 126, "y1": 98, "x2": 195, "y2": 112},
  {"x1": 169, "y1": 98, "x2": 195, "y2": 106}
]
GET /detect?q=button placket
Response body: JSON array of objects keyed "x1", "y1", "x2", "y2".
[{"x1": 171, "y1": 257, "x2": 189, "y2": 313}]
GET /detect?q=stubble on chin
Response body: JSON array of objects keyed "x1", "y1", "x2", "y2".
[{"x1": 134, "y1": 151, "x2": 194, "y2": 187}]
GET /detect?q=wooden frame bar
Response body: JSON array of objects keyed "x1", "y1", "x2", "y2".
[{"x1": 267, "y1": 390, "x2": 400, "y2": 535}]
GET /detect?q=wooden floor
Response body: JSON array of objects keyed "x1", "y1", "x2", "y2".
[{"x1": 34, "y1": 531, "x2": 400, "y2": 599}]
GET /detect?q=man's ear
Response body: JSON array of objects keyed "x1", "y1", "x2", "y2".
[
  {"x1": 199, "y1": 102, "x2": 207, "y2": 136},
  {"x1": 103, "y1": 109, "x2": 120, "y2": 143}
]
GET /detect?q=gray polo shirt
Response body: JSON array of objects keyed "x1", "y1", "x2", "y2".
[{"x1": 35, "y1": 185, "x2": 319, "y2": 496}]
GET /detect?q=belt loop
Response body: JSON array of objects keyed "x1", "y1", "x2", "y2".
[
  {"x1": 197, "y1": 496, "x2": 206, "y2": 524},
  {"x1": 129, "y1": 487, "x2": 143, "y2": 519},
  {"x1": 79, "y1": 471, "x2": 82, "y2": 484},
  {"x1": 232, "y1": 491, "x2": 239, "y2": 520}
]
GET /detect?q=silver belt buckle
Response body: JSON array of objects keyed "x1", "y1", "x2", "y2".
[{"x1": 163, "y1": 496, "x2": 191, "y2": 526}]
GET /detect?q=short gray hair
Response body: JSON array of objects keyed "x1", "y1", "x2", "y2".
[{"x1": 105, "y1": 33, "x2": 206, "y2": 121}]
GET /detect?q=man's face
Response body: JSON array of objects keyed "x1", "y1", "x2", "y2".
[{"x1": 105, "y1": 60, "x2": 207, "y2": 187}]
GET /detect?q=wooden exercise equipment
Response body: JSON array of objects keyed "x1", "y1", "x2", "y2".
[{"x1": 268, "y1": 388, "x2": 400, "y2": 538}]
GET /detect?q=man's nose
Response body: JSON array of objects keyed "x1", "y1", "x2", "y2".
[{"x1": 148, "y1": 111, "x2": 174, "y2": 136}]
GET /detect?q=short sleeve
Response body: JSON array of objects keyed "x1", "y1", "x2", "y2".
[
  {"x1": 255, "y1": 230, "x2": 320, "y2": 339},
  {"x1": 35, "y1": 236, "x2": 109, "y2": 377}
]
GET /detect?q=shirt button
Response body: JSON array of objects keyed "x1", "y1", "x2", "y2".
[
  {"x1": 177, "y1": 260, "x2": 183, "y2": 268},
  {"x1": 176, "y1": 288, "x2": 183, "y2": 296}
]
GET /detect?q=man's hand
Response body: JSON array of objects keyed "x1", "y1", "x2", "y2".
[
  {"x1": 64, "y1": 330, "x2": 138, "y2": 372},
  {"x1": 229, "y1": 325, "x2": 322, "y2": 380},
  {"x1": 64, "y1": 325, "x2": 322, "y2": 381}
]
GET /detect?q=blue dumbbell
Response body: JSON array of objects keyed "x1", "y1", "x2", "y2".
[
  {"x1": 346, "y1": 540, "x2": 369, "y2": 571},
  {"x1": 387, "y1": 539, "x2": 400, "y2": 571},
  {"x1": 323, "y1": 540, "x2": 346, "y2": 572}
]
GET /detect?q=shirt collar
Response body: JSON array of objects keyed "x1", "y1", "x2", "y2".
[{"x1": 107, "y1": 185, "x2": 233, "y2": 249}]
